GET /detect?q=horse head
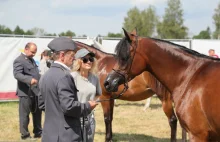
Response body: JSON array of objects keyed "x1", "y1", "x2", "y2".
[{"x1": 104, "y1": 28, "x2": 148, "y2": 92}]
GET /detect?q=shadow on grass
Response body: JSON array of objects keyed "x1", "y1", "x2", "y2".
[
  {"x1": 115, "y1": 102, "x2": 145, "y2": 107},
  {"x1": 149, "y1": 103, "x2": 162, "y2": 109},
  {"x1": 96, "y1": 132, "x2": 185, "y2": 142}
]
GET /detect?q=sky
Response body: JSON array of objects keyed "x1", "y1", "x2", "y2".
[{"x1": 0, "y1": 0, "x2": 219, "y2": 37}]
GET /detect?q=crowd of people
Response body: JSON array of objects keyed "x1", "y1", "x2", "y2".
[{"x1": 13, "y1": 37, "x2": 101, "y2": 142}]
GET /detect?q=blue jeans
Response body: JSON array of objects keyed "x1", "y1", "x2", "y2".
[{"x1": 81, "y1": 113, "x2": 95, "y2": 142}]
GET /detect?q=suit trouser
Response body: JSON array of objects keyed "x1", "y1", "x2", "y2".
[{"x1": 19, "y1": 96, "x2": 42, "y2": 138}]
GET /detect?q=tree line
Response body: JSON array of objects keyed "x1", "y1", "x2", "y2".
[
  {"x1": 0, "y1": 25, "x2": 76, "y2": 37},
  {"x1": 110, "y1": 0, "x2": 220, "y2": 39},
  {"x1": 1, "y1": 0, "x2": 220, "y2": 39}
]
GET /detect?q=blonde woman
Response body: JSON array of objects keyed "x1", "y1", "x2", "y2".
[{"x1": 71, "y1": 48, "x2": 102, "y2": 142}]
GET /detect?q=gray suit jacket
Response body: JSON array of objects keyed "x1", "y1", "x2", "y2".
[
  {"x1": 13, "y1": 53, "x2": 40, "y2": 97},
  {"x1": 38, "y1": 63, "x2": 92, "y2": 142}
]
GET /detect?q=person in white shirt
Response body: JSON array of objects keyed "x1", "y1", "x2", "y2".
[{"x1": 71, "y1": 48, "x2": 102, "y2": 142}]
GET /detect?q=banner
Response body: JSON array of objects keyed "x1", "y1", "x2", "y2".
[{"x1": 0, "y1": 37, "x2": 95, "y2": 100}]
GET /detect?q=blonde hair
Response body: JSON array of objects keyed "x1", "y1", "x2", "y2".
[{"x1": 71, "y1": 58, "x2": 98, "y2": 74}]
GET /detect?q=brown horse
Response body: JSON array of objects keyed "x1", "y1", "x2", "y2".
[
  {"x1": 75, "y1": 41, "x2": 186, "y2": 142},
  {"x1": 104, "y1": 28, "x2": 220, "y2": 141}
]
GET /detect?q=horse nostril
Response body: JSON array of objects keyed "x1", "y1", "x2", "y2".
[{"x1": 104, "y1": 81, "x2": 110, "y2": 89}]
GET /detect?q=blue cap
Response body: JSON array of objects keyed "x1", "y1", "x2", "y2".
[{"x1": 75, "y1": 48, "x2": 95, "y2": 59}]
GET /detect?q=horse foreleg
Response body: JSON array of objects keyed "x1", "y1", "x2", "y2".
[
  {"x1": 182, "y1": 128, "x2": 187, "y2": 142},
  {"x1": 161, "y1": 96, "x2": 177, "y2": 142},
  {"x1": 100, "y1": 95, "x2": 114, "y2": 142}
]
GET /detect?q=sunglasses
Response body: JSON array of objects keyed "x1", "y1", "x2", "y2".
[{"x1": 82, "y1": 57, "x2": 94, "y2": 63}]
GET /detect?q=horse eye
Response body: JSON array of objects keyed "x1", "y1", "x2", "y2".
[
  {"x1": 122, "y1": 57, "x2": 129, "y2": 61},
  {"x1": 121, "y1": 58, "x2": 126, "y2": 61}
]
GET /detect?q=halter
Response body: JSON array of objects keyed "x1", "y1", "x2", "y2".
[
  {"x1": 95, "y1": 81, "x2": 128, "y2": 103},
  {"x1": 96, "y1": 35, "x2": 139, "y2": 103}
]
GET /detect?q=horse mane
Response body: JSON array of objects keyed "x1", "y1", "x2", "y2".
[
  {"x1": 146, "y1": 72, "x2": 170, "y2": 100},
  {"x1": 150, "y1": 38, "x2": 220, "y2": 61},
  {"x1": 114, "y1": 37, "x2": 131, "y2": 66},
  {"x1": 75, "y1": 41, "x2": 115, "y2": 56}
]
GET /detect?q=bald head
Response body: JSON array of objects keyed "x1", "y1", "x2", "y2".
[
  {"x1": 24, "y1": 42, "x2": 37, "y2": 58},
  {"x1": 208, "y1": 49, "x2": 215, "y2": 56}
]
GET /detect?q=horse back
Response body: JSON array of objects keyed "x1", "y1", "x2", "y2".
[{"x1": 180, "y1": 61, "x2": 220, "y2": 139}]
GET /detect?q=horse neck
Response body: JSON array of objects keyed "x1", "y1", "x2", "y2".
[
  {"x1": 82, "y1": 45, "x2": 116, "y2": 71},
  {"x1": 76, "y1": 42, "x2": 106, "y2": 60},
  {"x1": 97, "y1": 54, "x2": 116, "y2": 74},
  {"x1": 143, "y1": 39, "x2": 205, "y2": 93},
  {"x1": 89, "y1": 48, "x2": 106, "y2": 60}
]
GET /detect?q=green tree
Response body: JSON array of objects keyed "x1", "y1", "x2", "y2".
[
  {"x1": 59, "y1": 30, "x2": 76, "y2": 37},
  {"x1": 65, "y1": 30, "x2": 76, "y2": 37},
  {"x1": 123, "y1": 6, "x2": 158, "y2": 37},
  {"x1": 0, "y1": 25, "x2": 13, "y2": 34},
  {"x1": 107, "y1": 32, "x2": 123, "y2": 37},
  {"x1": 140, "y1": 6, "x2": 158, "y2": 37},
  {"x1": 193, "y1": 27, "x2": 211, "y2": 39},
  {"x1": 14, "y1": 25, "x2": 25, "y2": 35},
  {"x1": 0, "y1": 25, "x2": 6, "y2": 33},
  {"x1": 123, "y1": 7, "x2": 142, "y2": 34},
  {"x1": 157, "y1": 0, "x2": 188, "y2": 39},
  {"x1": 213, "y1": 2, "x2": 220, "y2": 39},
  {"x1": 82, "y1": 34, "x2": 87, "y2": 37},
  {"x1": 59, "y1": 32, "x2": 66, "y2": 36},
  {"x1": 31, "y1": 27, "x2": 46, "y2": 36},
  {"x1": 45, "y1": 33, "x2": 57, "y2": 36},
  {"x1": 25, "y1": 30, "x2": 34, "y2": 35},
  {"x1": 4, "y1": 28, "x2": 13, "y2": 34}
]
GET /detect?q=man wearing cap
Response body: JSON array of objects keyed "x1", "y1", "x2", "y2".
[{"x1": 38, "y1": 37, "x2": 98, "y2": 142}]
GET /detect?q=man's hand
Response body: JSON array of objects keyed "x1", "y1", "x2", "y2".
[
  {"x1": 31, "y1": 78, "x2": 38, "y2": 85},
  {"x1": 88, "y1": 101, "x2": 98, "y2": 110}
]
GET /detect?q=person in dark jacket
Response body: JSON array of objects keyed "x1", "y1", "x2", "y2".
[
  {"x1": 13, "y1": 42, "x2": 42, "y2": 140},
  {"x1": 38, "y1": 37, "x2": 98, "y2": 142}
]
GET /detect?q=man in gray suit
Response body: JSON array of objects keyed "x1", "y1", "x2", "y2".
[
  {"x1": 13, "y1": 42, "x2": 42, "y2": 140},
  {"x1": 38, "y1": 37, "x2": 98, "y2": 142}
]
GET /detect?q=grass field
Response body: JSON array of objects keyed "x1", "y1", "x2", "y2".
[{"x1": 0, "y1": 97, "x2": 187, "y2": 142}]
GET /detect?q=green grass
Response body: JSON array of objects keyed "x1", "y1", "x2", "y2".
[{"x1": 0, "y1": 98, "x2": 187, "y2": 141}]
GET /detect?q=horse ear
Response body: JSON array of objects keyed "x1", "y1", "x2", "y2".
[
  {"x1": 131, "y1": 28, "x2": 137, "y2": 36},
  {"x1": 122, "y1": 28, "x2": 131, "y2": 42}
]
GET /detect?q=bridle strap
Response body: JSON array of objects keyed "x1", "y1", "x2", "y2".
[
  {"x1": 95, "y1": 83, "x2": 128, "y2": 102},
  {"x1": 95, "y1": 68, "x2": 129, "y2": 102},
  {"x1": 112, "y1": 35, "x2": 139, "y2": 87},
  {"x1": 128, "y1": 35, "x2": 138, "y2": 74}
]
